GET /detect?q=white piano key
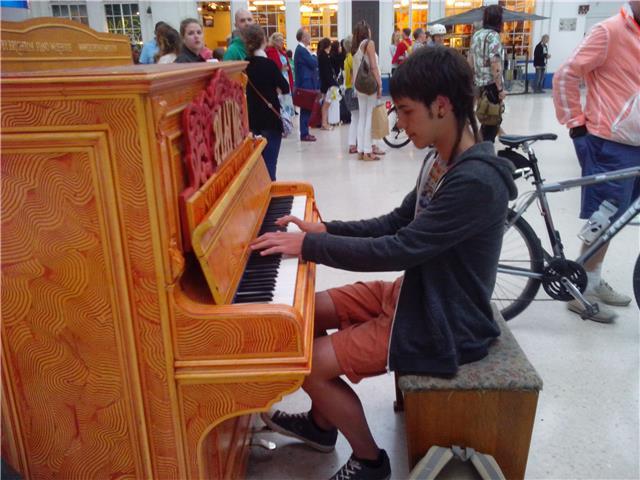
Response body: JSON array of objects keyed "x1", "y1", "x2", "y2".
[{"x1": 269, "y1": 195, "x2": 307, "y2": 305}]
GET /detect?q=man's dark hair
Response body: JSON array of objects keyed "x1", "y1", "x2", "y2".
[
  {"x1": 243, "y1": 24, "x2": 266, "y2": 55},
  {"x1": 402, "y1": 27, "x2": 412, "y2": 37},
  {"x1": 413, "y1": 28, "x2": 424, "y2": 40},
  {"x1": 390, "y1": 47, "x2": 479, "y2": 158},
  {"x1": 296, "y1": 28, "x2": 305, "y2": 42},
  {"x1": 483, "y1": 5, "x2": 503, "y2": 32}
]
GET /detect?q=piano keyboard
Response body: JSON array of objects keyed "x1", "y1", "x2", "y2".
[{"x1": 234, "y1": 195, "x2": 307, "y2": 306}]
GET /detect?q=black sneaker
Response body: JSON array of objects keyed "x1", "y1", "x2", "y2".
[
  {"x1": 260, "y1": 410, "x2": 338, "y2": 452},
  {"x1": 329, "y1": 450, "x2": 391, "y2": 480}
]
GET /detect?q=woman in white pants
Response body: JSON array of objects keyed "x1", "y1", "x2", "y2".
[{"x1": 352, "y1": 20, "x2": 383, "y2": 161}]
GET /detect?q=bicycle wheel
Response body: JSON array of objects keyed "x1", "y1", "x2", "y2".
[
  {"x1": 493, "y1": 209, "x2": 545, "y2": 320},
  {"x1": 634, "y1": 254, "x2": 640, "y2": 309},
  {"x1": 383, "y1": 106, "x2": 411, "y2": 148}
]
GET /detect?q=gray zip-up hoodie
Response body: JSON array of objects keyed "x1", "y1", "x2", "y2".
[{"x1": 301, "y1": 142, "x2": 518, "y2": 376}]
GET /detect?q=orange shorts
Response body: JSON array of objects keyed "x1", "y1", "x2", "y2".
[{"x1": 326, "y1": 277, "x2": 403, "y2": 383}]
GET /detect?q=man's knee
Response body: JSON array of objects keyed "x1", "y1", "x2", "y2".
[
  {"x1": 304, "y1": 336, "x2": 343, "y2": 390},
  {"x1": 314, "y1": 291, "x2": 340, "y2": 335}
]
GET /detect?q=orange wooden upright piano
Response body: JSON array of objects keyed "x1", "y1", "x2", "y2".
[{"x1": 1, "y1": 61, "x2": 318, "y2": 479}]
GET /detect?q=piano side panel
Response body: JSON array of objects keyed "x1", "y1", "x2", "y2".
[
  {"x1": 1, "y1": 95, "x2": 184, "y2": 478},
  {"x1": 0, "y1": 141, "x2": 143, "y2": 478}
]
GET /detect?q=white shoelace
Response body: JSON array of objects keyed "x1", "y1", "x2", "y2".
[{"x1": 335, "y1": 459, "x2": 362, "y2": 480}]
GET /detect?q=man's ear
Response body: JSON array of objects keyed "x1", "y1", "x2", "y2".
[{"x1": 434, "y1": 95, "x2": 452, "y2": 119}]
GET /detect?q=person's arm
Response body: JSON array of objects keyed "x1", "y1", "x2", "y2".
[
  {"x1": 139, "y1": 42, "x2": 155, "y2": 64},
  {"x1": 301, "y1": 174, "x2": 500, "y2": 272},
  {"x1": 553, "y1": 24, "x2": 608, "y2": 132},
  {"x1": 272, "y1": 61, "x2": 290, "y2": 94},
  {"x1": 366, "y1": 40, "x2": 383, "y2": 98},
  {"x1": 488, "y1": 33, "x2": 504, "y2": 97}
]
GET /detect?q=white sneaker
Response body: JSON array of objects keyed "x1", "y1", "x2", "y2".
[
  {"x1": 567, "y1": 295, "x2": 617, "y2": 324},
  {"x1": 592, "y1": 280, "x2": 631, "y2": 306}
]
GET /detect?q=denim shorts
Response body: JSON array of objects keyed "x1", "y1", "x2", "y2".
[{"x1": 572, "y1": 133, "x2": 640, "y2": 219}]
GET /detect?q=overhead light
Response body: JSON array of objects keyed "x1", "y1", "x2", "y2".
[
  {"x1": 300, "y1": 5, "x2": 313, "y2": 12},
  {"x1": 248, "y1": 5, "x2": 257, "y2": 10},
  {"x1": 197, "y1": 6, "x2": 202, "y2": 11},
  {"x1": 412, "y1": 4, "x2": 428, "y2": 9},
  {"x1": 329, "y1": 4, "x2": 338, "y2": 9},
  {"x1": 279, "y1": 5, "x2": 286, "y2": 9},
  {"x1": 401, "y1": 0, "x2": 409, "y2": 6},
  {"x1": 310, "y1": 0, "x2": 337, "y2": 4},
  {"x1": 393, "y1": 3, "x2": 401, "y2": 7},
  {"x1": 253, "y1": 0, "x2": 284, "y2": 5}
]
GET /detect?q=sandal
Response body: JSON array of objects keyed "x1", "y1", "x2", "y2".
[
  {"x1": 321, "y1": 125, "x2": 333, "y2": 131},
  {"x1": 372, "y1": 146, "x2": 386, "y2": 155},
  {"x1": 348, "y1": 146, "x2": 358, "y2": 154},
  {"x1": 301, "y1": 135, "x2": 317, "y2": 142},
  {"x1": 359, "y1": 153, "x2": 380, "y2": 161}
]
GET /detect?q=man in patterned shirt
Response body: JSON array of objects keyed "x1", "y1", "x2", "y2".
[{"x1": 468, "y1": 5, "x2": 505, "y2": 143}]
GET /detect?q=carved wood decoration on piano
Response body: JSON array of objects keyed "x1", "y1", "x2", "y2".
[{"x1": 1, "y1": 61, "x2": 318, "y2": 479}]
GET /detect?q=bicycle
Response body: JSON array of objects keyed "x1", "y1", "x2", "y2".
[
  {"x1": 492, "y1": 133, "x2": 640, "y2": 320},
  {"x1": 383, "y1": 102, "x2": 411, "y2": 149}
]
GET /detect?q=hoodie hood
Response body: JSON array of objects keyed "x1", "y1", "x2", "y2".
[{"x1": 452, "y1": 141, "x2": 518, "y2": 200}]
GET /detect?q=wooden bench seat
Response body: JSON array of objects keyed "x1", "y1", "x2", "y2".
[{"x1": 398, "y1": 306, "x2": 543, "y2": 480}]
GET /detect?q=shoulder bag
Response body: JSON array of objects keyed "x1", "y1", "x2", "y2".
[
  {"x1": 247, "y1": 77, "x2": 293, "y2": 137},
  {"x1": 354, "y1": 41, "x2": 378, "y2": 96}
]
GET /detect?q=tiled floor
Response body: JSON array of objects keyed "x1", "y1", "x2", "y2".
[{"x1": 246, "y1": 93, "x2": 640, "y2": 480}]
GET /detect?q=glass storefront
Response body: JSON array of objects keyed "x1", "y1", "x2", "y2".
[
  {"x1": 444, "y1": 0, "x2": 483, "y2": 54},
  {"x1": 393, "y1": 0, "x2": 428, "y2": 33},
  {"x1": 199, "y1": 1, "x2": 231, "y2": 50},
  {"x1": 249, "y1": 0, "x2": 286, "y2": 40},
  {"x1": 300, "y1": 0, "x2": 338, "y2": 49}
]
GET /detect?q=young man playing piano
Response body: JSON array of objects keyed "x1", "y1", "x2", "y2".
[{"x1": 251, "y1": 47, "x2": 517, "y2": 480}]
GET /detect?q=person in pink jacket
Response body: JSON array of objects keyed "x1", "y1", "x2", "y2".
[{"x1": 553, "y1": 2, "x2": 640, "y2": 323}]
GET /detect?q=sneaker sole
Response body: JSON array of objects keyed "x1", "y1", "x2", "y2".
[
  {"x1": 567, "y1": 302, "x2": 616, "y2": 323},
  {"x1": 260, "y1": 412, "x2": 336, "y2": 453},
  {"x1": 597, "y1": 298, "x2": 632, "y2": 307}
]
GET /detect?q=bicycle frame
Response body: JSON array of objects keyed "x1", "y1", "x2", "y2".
[{"x1": 500, "y1": 141, "x2": 640, "y2": 279}]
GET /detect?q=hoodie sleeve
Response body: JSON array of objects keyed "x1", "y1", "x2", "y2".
[
  {"x1": 322, "y1": 189, "x2": 416, "y2": 239},
  {"x1": 302, "y1": 173, "x2": 501, "y2": 272}
]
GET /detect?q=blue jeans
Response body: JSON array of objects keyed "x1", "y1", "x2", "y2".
[
  {"x1": 534, "y1": 67, "x2": 545, "y2": 92},
  {"x1": 254, "y1": 128, "x2": 282, "y2": 181},
  {"x1": 572, "y1": 133, "x2": 640, "y2": 220},
  {"x1": 300, "y1": 108, "x2": 311, "y2": 138}
]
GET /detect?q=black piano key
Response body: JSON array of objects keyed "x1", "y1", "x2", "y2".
[{"x1": 234, "y1": 195, "x2": 296, "y2": 304}]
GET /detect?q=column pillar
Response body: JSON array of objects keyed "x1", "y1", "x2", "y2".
[
  {"x1": 428, "y1": 0, "x2": 445, "y2": 24},
  {"x1": 87, "y1": 1, "x2": 107, "y2": 33},
  {"x1": 379, "y1": 0, "x2": 394, "y2": 74},
  {"x1": 285, "y1": 0, "x2": 301, "y2": 49},
  {"x1": 338, "y1": 0, "x2": 351, "y2": 40}
]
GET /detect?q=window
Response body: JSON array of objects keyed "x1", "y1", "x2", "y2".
[
  {"x1": 249, "y1": 0, "x2": 286, "y2": 41},
  {"x1": 104, "y1": 3, "x2": 142, "y2": 45},
  {"x1": 393, "y1": 1, "x2": 428, "y2": 34},
  {"x1": 300, "y1": 0, "x2": 337, "y2": 50},
  {"x1": 51, "y1": 2, "x2": 89, "y2": 25},
  {"x1": 501, "y1": 0, "x2": 536, "y2": 59},
  {"x1": 444, "y1": 0, "x2": 483, "y2": 55}
]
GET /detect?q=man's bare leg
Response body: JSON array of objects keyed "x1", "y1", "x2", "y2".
[{"x1": 303, "y1": 336, "x2": 380, "y2": 460}]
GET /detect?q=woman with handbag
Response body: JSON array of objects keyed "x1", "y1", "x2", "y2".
[
  {"x1": 318, "y1": 37, "x2": 338, "y2": 130},
  {"x1": 244, "y1": 25, "x2": 290, "y2": 181},
  {"x1": 352, "y1": 21, "x2": 384, "y2": 161}
]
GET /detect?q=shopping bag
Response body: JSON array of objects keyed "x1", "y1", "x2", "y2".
[
  {"x1": 279, "y1": 93, "x2": 295, "y2": 137},
  {"x1": 371, "y1": 103, "x2": 389, "y2": 139},
  {"x1": 293, "y1": 88, "x2": 318, "y2": 111},
  {"x1": 328, "y1": 99, "x2": 340, "y2": 125},
  {"x1": 309, "y1": 97, "x2": 322, "y2": 128}
]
